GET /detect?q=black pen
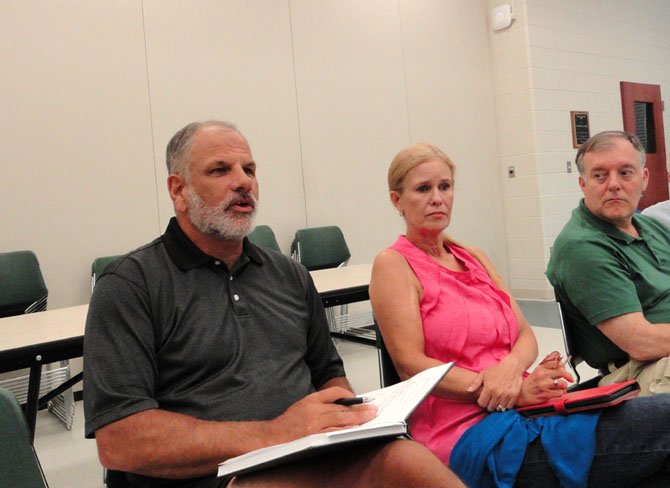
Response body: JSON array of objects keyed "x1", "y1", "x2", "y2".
[{"x1": 334, "y1": 396, "x2": 373, "y2": 406}]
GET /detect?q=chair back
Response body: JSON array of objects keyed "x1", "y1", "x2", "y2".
[
  {"x1": 290, "y1": 226, "x2": 351, "y2": 271},
  {"x1": 0, "y1": 388, "x2": 48, "y2": 487},
  {"x1": 0, "y1": 251, "x2": 48, "y2": 318},
  {"x1": 374, "y1": 322, "x2": 400, "y2": 387},
  {"x1": 516, "y1": 298, "x2": 600, "y2": 390},
  {"x1": 247, "y1": 225, "x2": 281, "y2": 252},
  {"x1": 105, "y1": 469, "x2": 130, "y2": 488},
  {"x1": 555, "y1": 302, "x2": 584, "y2": 380},
  {"x1": 91, "y1": 255, "x2": 122, "y2": 290}
]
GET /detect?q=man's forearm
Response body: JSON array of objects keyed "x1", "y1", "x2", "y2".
[
  {"x1": 622, "y1": 324, "x2": 670, "y2": 361},
  {"x1": 96, "y1": 382, "x2": 374, "y2": 479},
  {"x1": 598, "y1": 313, "x2": 670, "y2": 361},
  {"x1": 319, "y1": 375, "x2": 353, "y2": 392},
  {"x1": 96, "y1": 408, "x2": 286, "y2": 479}
]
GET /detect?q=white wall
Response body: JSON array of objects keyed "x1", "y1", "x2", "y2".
[
  {"x1": 487, "y1": 0, "x2": 670, "y2": 298},
  {"x1": 142, "y1": 0, "x2": 306, "y2": 251},
  {"x1": 292, "y1": 0, "x2": 507, "y2": 265},
  {"x1": 1, "y1": 0, "x2": 506, "y2": 309},
  {"x1": 1, "y1": 1, "x2": 159, "y2": 308}
]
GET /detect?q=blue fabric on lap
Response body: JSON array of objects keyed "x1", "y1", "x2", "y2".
[{"x1": 450, "y1": 410, "x2": 601, "y2": 488}]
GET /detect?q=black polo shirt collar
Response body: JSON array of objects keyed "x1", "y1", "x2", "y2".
[{"x1": 162, "y1": 217, "x2": 263, "y2": 271}]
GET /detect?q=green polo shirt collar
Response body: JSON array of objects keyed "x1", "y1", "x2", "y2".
[{"x1": 576, "y1": 199, "x2": 644, "y2": 245}]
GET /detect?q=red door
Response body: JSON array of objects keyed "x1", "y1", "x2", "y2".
[{"x1": 620, "y1": 81, "x2": 668, "y2": 210}]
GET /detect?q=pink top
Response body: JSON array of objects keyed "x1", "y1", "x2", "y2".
[{"x1": 389, "y1": 235, "x2": 520, "y2": 463}]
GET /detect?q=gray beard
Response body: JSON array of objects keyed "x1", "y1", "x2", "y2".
[{"x1": 186, "y1": 188, "x2": 257, "y2": 240}]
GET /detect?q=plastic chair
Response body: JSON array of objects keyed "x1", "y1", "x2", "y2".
[
  {"x1": 91, "y1": 255, "x2": 122, "y2": 290},
  {"x1": 0, "y1": 388, "x2": 49, "y2": 487},
  {"x1": 0, "y1": 250, "x2": 75, "y2": 430},
  {"x1": 104, "y1": 469, "x2": 129, "y2": 488},
  {"x1": 290, "y1": 226, "x2": 368, "y2": 334},
  {"x1": 516, "y1": 298, "x2": 601, "y2": 392},
  {"x1": 555, "y1": 302, "x2": 602, "y2": 390},
  {"x1": 374, "y1": 322, "x2": 400, "y2": 388},
  {"x1": 0, "y1": 250, "x2": 48, "y2": 318},
  {"x1": 290, "y1": 226, "x2": 351, "y2": 271},
  {"x1": 247, "y1": 225, "x2": 281, "y2": 252}
]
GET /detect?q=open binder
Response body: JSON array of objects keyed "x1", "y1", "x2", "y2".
[{"x1": 218, "y1": 362, "x2": 454, "y2": 478}]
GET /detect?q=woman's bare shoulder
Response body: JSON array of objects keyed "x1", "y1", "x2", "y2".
[
  {"x1": 373, "y1": 247, "x2": 404, "y2": 265},
  {"x1": 372, "y1": 248, "x2": 413, "y2": 275}
]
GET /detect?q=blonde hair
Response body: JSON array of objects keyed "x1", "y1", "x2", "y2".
[
  {"x1": 387, "y1": 143, "x2": 456, "y2": 192},
  {"x1": 389, "y1": 142, "x2": 466, "y2": 255},
  {"x1": 387, "y1": 144, "x2": 506, "y2": 288}
]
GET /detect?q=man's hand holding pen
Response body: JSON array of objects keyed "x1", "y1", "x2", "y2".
[
  {"x1": 271, "y1": 387, "x2": 377, "y2": 444},
  {"x1": 334, "y1": 396, "x2": 373, "y2": 406}
]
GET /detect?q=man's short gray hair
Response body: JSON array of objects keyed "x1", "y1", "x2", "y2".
[
  {"x1": 575, "y1": 131, "x2": 646, "y2": 175},
  {"x1": 166, "y1": 120, "x2": 241, "y2": 180}
]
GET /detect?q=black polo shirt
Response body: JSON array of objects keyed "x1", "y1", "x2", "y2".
[{"x1": 84, "y1": 218, "x2": 345, "y2": 438}]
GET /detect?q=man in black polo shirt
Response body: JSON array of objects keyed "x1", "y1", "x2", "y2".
[{"x1": 84, "y1": 120, "x2": 463, "y2": 487}]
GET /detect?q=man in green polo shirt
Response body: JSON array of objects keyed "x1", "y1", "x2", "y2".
[{"x1": 547, "y1": 130, "x2": 670, "y2": 395}]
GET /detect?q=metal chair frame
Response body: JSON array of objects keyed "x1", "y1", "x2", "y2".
[{"x1": 517, "y1": 298, "x2": 602, "y2": 391}]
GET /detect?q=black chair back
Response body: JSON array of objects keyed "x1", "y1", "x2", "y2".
[{"x1": 374, "y1": 323, "x2": 400, "y2": 387}]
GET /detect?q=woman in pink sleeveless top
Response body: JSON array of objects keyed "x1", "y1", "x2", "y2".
[
  {"x1": 370, "y1": 143, "x2": 670, "y2": 488},
  {"x1": 369, "y1": 143, "x2": 572, "y2": 464}
]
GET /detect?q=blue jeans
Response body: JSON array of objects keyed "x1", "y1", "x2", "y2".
[{"x1": 515, "y1": 395, "x2": 670, "y2": 487}]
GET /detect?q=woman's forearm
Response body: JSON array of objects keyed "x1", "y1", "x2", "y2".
[{"x1": 505, "y1": 325, "x2": 538, "y2": 372}]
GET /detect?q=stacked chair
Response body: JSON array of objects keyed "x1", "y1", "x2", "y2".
[
  {"x1": 91, "y1": 254, "x2": 123, "y2": 290},
  {"x1": 247, "y1": 225, "x2": 281, "y2": 252},
  {"x1": 291, "y1": 226, "x2": 374, "y2": 338},
  {"x1": 0, "y1": 250, "x2": 48, "y2": 318},
  {"x1": 0, "y1": 250, "x2": 75, "y2": 430},
  {"x1": 290, "y1": 225, "x2": 350, "y2": 270}
]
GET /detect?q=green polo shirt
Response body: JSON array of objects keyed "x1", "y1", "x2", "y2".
[{"x1": 547, "y1": 199, "x2": 670, "y2": 370}]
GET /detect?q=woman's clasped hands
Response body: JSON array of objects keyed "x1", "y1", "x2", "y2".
[
  {"x1": 467, "y1": 355, "x2": 525, "y2": 412},
  {"x1": 467, "y1": 351, "x2": 574, "y2": 412},
  {"x1": 517, "y1": 351, "x2": 574, "y2": 407}
]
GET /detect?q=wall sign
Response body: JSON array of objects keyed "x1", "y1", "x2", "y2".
[{"x1": 571, "y1": 111, "x2": 590, "y2": 148}]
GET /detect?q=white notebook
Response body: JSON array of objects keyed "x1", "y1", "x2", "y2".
[{"x1": 218, "y1": 362, "x2": 454, "y2": 478}]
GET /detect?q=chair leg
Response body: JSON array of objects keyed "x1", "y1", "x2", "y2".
[
  {"x1": 325, "y1": 307, "x2": 337, "y2": 331},
  {"x1": 44, "y1": 361, "x2": 76, "y2": 430}
]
